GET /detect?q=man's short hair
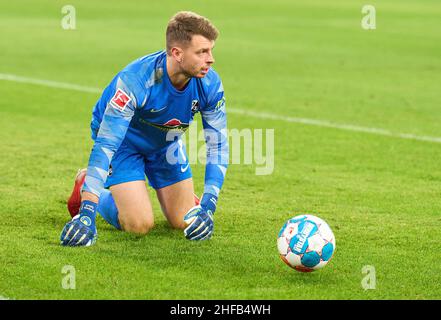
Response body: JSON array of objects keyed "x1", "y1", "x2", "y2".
[{"x1": 166, "y1": 11, "x2": 219, "y2": 55}]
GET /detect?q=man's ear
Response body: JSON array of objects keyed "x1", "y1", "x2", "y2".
[{"x1": 170, "y1": 46, "x2": 184, "y2": 63}]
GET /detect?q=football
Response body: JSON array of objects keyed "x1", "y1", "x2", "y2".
[{"x1": 277, "y1": 214, "x2": 336, "y2": 272}]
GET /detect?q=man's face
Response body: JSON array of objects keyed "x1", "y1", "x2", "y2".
[{"x1": 178, "y1": 35, "x2": 215, "y2": 78}]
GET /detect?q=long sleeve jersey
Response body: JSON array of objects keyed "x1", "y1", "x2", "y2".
[{"x1": 83, "y1": 50, "x2": 228, "y2": 198}]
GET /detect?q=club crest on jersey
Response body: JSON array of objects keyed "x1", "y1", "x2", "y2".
[
  {"x1": 110, "y1": 89, "x2": 131, "y2": 111},
  {"x1": 191, "y1": 100, "x2": 200, "y2": 114}
]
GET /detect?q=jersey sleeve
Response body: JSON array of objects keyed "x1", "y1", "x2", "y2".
[
  {"x1": 200, "y1": 79, "x2": 229, "y2": 198},
  {"x1": 82, "y1": 72, "x2": 143, "y2": 197}
]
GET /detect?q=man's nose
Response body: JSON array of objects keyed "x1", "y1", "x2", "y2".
[{"x1": 207, "y1": 52, "x2": 215, "y2": 64}]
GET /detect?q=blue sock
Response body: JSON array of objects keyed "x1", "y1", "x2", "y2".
[{"x1": 97, "y1": 189, "x2": 121, "y2": 230}]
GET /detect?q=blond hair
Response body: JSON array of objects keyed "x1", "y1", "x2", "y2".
[{"x1": 166, "y1": 11, "x2": 219, "y2": 54}]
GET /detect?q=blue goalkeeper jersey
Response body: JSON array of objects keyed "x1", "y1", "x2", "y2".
[{"x1": 83, "y1": 50, "x2": 228, "y2": 198}]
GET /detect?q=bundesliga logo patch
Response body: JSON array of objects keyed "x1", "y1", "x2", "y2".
[{"x1": 110, "y1": 88, "x2": 131, "y2": 111}]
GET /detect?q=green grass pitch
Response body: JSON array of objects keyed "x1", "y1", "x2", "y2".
[{"x1": 0, "y1": 0, "x2": 441, "y2": 299}]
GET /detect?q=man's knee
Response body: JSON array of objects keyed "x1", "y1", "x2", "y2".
[
  {"x1": 121, "y1": 216, "x2": 154, "y2": 235},
  {"x1": 169, "y1": 219, "x2": 187, "y2": 230}
]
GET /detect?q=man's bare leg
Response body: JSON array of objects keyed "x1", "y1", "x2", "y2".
[
  {"x1": 109, "y1": 180, "x2": 155, "y2": 234},
  {"x1": 155, "y1": 178, "x2": 196, "y2": 230}
]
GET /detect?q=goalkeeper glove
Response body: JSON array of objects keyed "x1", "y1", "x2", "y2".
[
  {"x1": 183, "y1": 193, "x2": 217, "y2": 241},
  {"x1": 60, "y1": 200, "x2": 97, "y2": 247}
]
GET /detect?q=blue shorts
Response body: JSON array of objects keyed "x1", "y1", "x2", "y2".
[{"x1": 104, "y1": 139, "x2": 192, "y2": 189}]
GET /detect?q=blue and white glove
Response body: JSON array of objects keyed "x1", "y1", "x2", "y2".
[
  {"x1": 60, "y1": 200, "x2": 98, "y2": 247},
  {"x1": 183, "y1": 193, "x2": 217, "y2": 241}
]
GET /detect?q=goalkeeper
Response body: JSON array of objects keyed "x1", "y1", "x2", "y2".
[{"x1": 60, "y1": 11, "x2": 228, "y2": 246}]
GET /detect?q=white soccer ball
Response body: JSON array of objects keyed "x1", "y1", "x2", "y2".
[{"x1": 277, "y1": 214, "x2": 336, "y2": 272}]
